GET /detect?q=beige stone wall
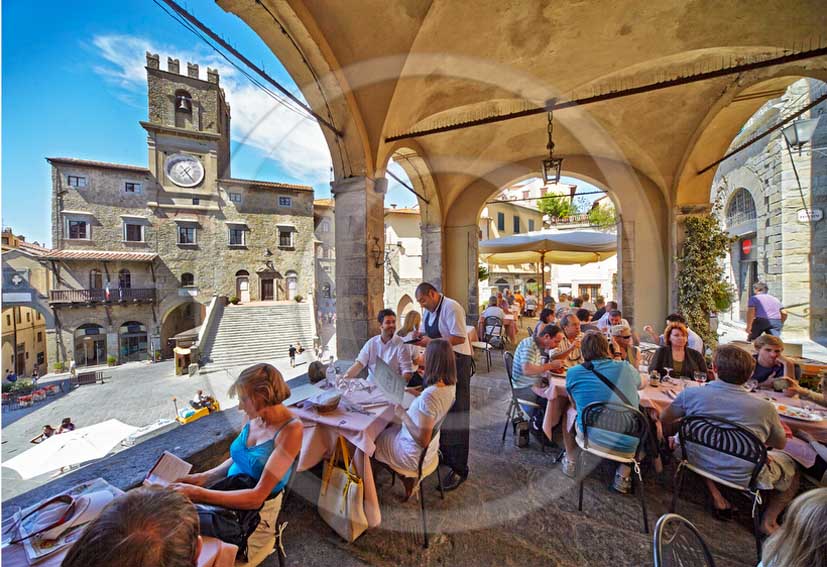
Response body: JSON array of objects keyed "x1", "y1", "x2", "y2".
[{"x1": 2, "y1": 307, "x2": 47, "y2": 378}]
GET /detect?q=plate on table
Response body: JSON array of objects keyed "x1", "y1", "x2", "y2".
[{"x1": 773, "y1": 402, "x2": 824, "y2": 422}]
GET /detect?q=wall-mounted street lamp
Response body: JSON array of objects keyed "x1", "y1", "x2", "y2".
[
  {"x1": 781, "y1": 116, "x2": 821, "y2": 154},
  {"x1": 371, "y1": 236, "x2": 384, "y2": 268}
]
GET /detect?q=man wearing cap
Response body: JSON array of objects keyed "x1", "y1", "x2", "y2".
[
  {"x1": 413, "y1": 282, "x2": 473, "y2": 491},
  {"x1": 609, "y1": 324, "x2": 640, "y2": 368}
]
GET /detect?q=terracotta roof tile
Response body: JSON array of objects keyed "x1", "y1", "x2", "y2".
[
  {"x1": 41, "y1": 249, "x2": 158, "y2": 262},
  {"x1": 220, "y1": 177, "x2": 313, "y2": 191},
  {"x1": 46, "y1": 157, "x2": 150, "y2": 173}
]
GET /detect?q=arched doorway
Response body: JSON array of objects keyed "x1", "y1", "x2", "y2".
[
  {"x1": 397, "y1": 294, "x2": 414, "y2": 316},
  {"x1": 119, "y1": 321, "x2": 148, "y2": 362},
  {"x1": 286, "y1": 271, "x2": 298, "y2": 300},
  {"x1": 235, "y1": 270, "x2": 250, "y2": 303},
  {"x1": 494, "y1": 278, "x2": 509, "y2": 292},
  {"x1": 74, "y1": 323, "x2": 106, "y2": 367},
  {"x1": 725, "y1": 187, "x2": 759, "y2": 321}
]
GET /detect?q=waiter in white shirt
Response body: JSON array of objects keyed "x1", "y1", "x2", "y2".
[
  {"x1": 344, "y1": 309, "x2": 414, "y2": 383},
  {"x1": 412, "y1": 282, "x2": 472, "y2": 491}
]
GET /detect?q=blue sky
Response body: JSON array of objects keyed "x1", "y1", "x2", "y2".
[
  {"x1": 1, "y1": 0, "x2": 418, "y2": 245},
  {"x1": 1, "y1": 1, "x2": 605, "y2": 246}
]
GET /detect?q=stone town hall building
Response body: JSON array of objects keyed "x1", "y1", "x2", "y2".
[{"x1": 38, "y1": 53, "x2": 314, "y2": 366}]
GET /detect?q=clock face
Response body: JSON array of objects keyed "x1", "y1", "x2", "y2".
[{"x1": 165, "y1": 153, "x2": 205, "y2": 188}]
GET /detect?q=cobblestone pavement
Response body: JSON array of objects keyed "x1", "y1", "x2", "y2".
[{"x1": 1, "y1": 357, "x2": 312, "y2": 501}]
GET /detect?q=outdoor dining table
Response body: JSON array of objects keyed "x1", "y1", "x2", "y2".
[
  {"x1": 533, "y1": 373, "x2": 826, "y2": 467},
  {"x1": 289, "y1": 380, "x2": 395, "y2": 529}
]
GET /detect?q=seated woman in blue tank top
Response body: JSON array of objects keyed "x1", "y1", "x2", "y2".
[{"x1": 171, "y1": 363, "x2": 302, "y2": 510}]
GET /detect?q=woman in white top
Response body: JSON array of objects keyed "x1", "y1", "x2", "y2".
[{"x1": 374, "y1": 339, "x2": 457, "y2": 500}]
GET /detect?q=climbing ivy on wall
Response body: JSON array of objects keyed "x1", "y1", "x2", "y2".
[{"x1": 676, "y1": 208, "x2": 735, "y2": 349}]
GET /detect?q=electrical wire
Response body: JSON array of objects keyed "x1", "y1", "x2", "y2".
[{"x1": 151, "y1": 0, "x2": 315, "y2": 123}]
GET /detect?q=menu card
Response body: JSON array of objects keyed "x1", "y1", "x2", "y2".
[{"x1": 373, "y1": 358, "x2": 405, "y2": 406}]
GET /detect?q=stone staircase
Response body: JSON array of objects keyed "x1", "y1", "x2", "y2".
[{"x1": 201, "y1": 302, "x2": 316, "y2": 372}]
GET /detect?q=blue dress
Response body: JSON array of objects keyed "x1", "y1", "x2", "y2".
[{"x1": 227, "y1": 420, "x2": 294, "y2": 495}]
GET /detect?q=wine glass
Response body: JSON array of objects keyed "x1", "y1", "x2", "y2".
[
  {"x1": 745, "y1": 379, "x2": 759, "y2": 393},
  {"x1": 663, "y1": 367, "x2": 674, "y2": 384},
  {"x1": 649, "y1": 369, "x2": 661, "y2": 387},
  {"x1": 694, "y1": 371, "x2": 708, "y2": 387}
]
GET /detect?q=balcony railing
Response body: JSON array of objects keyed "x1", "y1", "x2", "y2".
[{"x1": 49, "y1": 288, "x2": 156, "y2": 304}]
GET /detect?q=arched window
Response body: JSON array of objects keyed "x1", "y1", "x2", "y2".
[
  {"x1": 118, "y1": 269, "x2": 131, "y2": 289},
  {"x1": 89, "y1": 269, "x2": 103, "y2": 289},
  {"x1": 726, "y1": 188, "x2": 757, "y2": 228},
  {"x1": 235, "y1": 270, "x2": 249, "y2": 277},
  {"x1": 175, "y1": 89, "x2": 192, "y2": 113},
  {"x1": 181, "y1": 273, "x2": 194, "y2": 287}
]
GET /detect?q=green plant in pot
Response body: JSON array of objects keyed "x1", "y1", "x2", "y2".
[
  {"x1": 294, "y1": 294, "x2": 303, "y2": 303},
  {"x1": 107, "y1": 355, "x2": 117, "y2": 366},
  {"x1": 228, "y1": 296, "x2": 240, "y2": 305}
]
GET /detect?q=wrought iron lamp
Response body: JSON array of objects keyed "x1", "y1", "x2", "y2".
[
  {"x1": 781, "y1": 116, "x2": 821, "y2": 154},
  {"x1": 542, "y1": 110, "x2": 563, "y2": 184},
  {"x1": 371, "y1": 237, "x2": 384, "y2": 268}
]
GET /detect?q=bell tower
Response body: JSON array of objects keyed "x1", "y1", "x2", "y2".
[{"x1": 142, "y1": 52, "x2": 231, "y2": 184}]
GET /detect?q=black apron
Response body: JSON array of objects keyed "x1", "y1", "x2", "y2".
[{"x1": 425, "y1": 295, "x2": 472, "y2": 478}]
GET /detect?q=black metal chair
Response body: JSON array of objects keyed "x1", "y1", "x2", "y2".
[
  {"x1": 653, "y1": 513, "x2": 716, "y2": 567},
  {"x1": 389, "y1": 417, "x2": 446, "y2": 548},
  {"x1": 671, "y1": 415, "x2": 767, "y2": 559},
  {"x1": 501, "y1": 351, "x2": 546, "y2": 449},
  {"x1": 576, "y1": 401, "x2": 651, "y2": 533},
  {"x1": 471, "y1": 316, "x2": 505, "y2": 372}
]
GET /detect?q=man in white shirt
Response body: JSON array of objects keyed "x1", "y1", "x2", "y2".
[
  {"x1": 596, "y1": 308, "x2": 630, "y2": 333},
  {"x1": 581, "y1": 293, "x2": 597, "y2": 313},
  {"x1": 413, "y1": 282, "x2": 472, "y2": 491},
  {"x1": 344, "y1": 309, "x2": 414, "y2": 383}
]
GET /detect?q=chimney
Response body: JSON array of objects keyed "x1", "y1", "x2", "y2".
[
  {"x1": 187, "y1": 63, "x2": 199, "y2": 79},
  {"x1": 207, "y1": 67, "x2": 219, "y2": 84},
  {"x1": 146, "y1": 52, "x2": 160, "y2": 70},
  {"x1": 167, "y1": 57, "x2": 180, "y2": 74}
]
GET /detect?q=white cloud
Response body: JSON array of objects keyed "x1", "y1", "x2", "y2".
[{"x1": 90, "y1": 34, "x2": 332, "y2": 184}]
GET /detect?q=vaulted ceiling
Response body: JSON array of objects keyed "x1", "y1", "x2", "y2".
[{"x1": 220, "y1": 0, "x2": 827, "y2": 212}]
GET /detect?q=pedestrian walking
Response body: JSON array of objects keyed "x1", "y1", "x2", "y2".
[{"x1": 288, "y1": 344, "x2": 297, "y2": 368}]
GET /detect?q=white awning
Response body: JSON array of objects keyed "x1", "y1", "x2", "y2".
[{"x1": 479, "y1": 230, "x2": 617, "y2": 266}]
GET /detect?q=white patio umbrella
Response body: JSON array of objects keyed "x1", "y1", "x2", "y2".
[
  {"x1": 3, "y1": 419, "x2": 138, "y2": 480},
  {"x1": 479, "y1": 230, "x2": 617, "y2": 293}
]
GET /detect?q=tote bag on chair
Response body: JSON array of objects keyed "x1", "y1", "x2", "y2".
[{"x1": 318, "y1": 436, "x2": 368, "y2": 542}]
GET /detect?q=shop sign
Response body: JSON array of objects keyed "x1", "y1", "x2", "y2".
[{"x1": 797, "y1": 209, "x2": 823, "y2": 223}]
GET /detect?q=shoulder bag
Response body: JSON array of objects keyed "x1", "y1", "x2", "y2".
[
  {"x1": 318, "y1": 436, "x2": 368, "y2": 542},
  {"x1": 196, "y1": 474, "x2": 263, "y2": 562}
]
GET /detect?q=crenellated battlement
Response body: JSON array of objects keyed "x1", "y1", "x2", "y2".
[{"x1": 145, "y1": 52, "x2": 219, "y2": 85}]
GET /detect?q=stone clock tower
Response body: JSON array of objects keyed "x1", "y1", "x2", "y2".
[{"x1": 142, "y1": 52, "x2": 231, "y2": 207}]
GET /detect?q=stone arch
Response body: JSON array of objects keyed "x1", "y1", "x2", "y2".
[
  {"x1": 376, "y1": 140, "x2": 446, "y2": 291},
  {"x1": 396, "y1": 294, "x2": 414, "y2": 316},
  {"x1": 675, "y1": 70, "x2": 827, "y2": 208},
  {"x1": 219, "y1": 2, "x2": 374, "y2": 181},
  {"x1": 159, "y1": 297, "x2": 202, "y2": 358},
  {"x1": 443, "y1": 154, "x2": 667, "y2": 328}
]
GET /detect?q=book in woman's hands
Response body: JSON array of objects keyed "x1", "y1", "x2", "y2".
[{"x1": 144, "y1": 451, "x2": 192, "y2": 487}]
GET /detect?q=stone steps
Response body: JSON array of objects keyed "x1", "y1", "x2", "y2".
[{"x1": 201, "y1": 303, "x2": 315, "y2": 372}]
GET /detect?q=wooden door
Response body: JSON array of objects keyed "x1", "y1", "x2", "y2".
[{"x1": 261, "y1": 279, "x2": 274, "y2": 301}]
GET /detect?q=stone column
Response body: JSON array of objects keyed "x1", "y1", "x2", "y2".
[
  {"x1": 420, "y1": 223, "x2": 443, "y2": 292},
  {"x1": 332, "y1": 176, "x2": 386, "y2": 359},
  {"x1": 443, "y1": 224, "x2": 479, "y2": 324}
]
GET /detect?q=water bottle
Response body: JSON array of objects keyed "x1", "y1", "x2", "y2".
[{"x1": 325, "y1": 363, "x2": 337, "y2": 388}]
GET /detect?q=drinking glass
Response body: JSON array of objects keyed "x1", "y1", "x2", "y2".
[
  {"x1": 745, "y1": 379, "x2": 759, "y2": 392},
  {"x1": 649, "y1": 370, "x2": 661, "y2": 387},
  {"x1": 693, "y1": 371, "x2": 705, "y2": 386},
  {"x1": 663, "y1": 367, "x2": 674, "y2": 383}
]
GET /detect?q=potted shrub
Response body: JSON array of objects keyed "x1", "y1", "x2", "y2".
[
  {"x1": 107, "y1": 355, "x2": 118, "y2": 366},
  {"x1": 229, "y1": 295, "x2": 240, "y2": 305},
  {"x1": 53, "y1": 361, "x2": 65, "y2": 372},
  {"x1": 294, "y1": 294, "x2": 304, "y2": 303},
  {"x1": 11, "y1": 380, "x2": 34, "y2": 395}
]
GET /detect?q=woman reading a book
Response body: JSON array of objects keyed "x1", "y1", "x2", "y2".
[{"x1": 170, "y1": 363, "x2": 302, "y2": 510}]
